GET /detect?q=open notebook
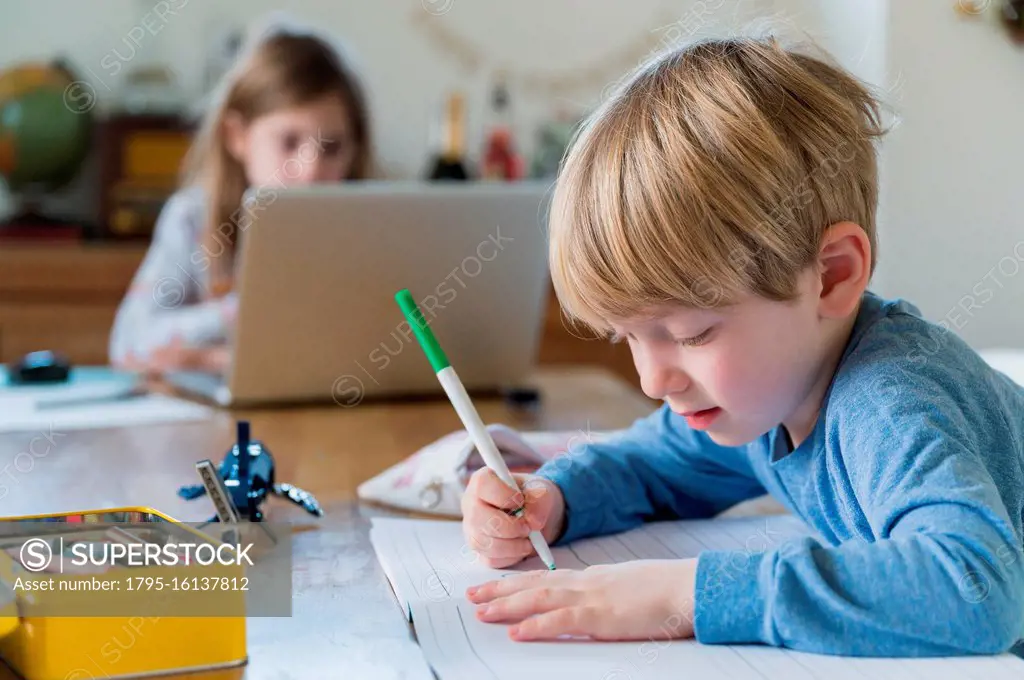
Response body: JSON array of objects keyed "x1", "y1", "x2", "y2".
[{"x1": 370, "y1": 515, "x2": 1024, "y2": 680}]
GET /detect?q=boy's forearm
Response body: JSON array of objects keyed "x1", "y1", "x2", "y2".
[
  {"x1": 535, "y1": 405, "x2": 765, "y2": 545},
  {"x1": 693, "y1": 516, "x2": 1024, "y2": 656}
]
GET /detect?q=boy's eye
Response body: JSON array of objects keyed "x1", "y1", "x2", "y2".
[
  {"x1": 281, "y1": 133, "x2": 301, "y2": 153},
  {"x1": 674, "y1": 327, "x2": 714, "y2": 347}
]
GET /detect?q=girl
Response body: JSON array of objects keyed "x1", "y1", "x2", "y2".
[{"x1": 109, "y1": 17, "x2": 372, "y2": 375}]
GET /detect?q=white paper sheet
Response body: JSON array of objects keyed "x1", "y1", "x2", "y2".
[
  {"x1": 370, "y1": 516, "x2": 1024, "y2": 680},
  {"x1": 0, "y1": 393, "x2": 213, "y2": 433}
]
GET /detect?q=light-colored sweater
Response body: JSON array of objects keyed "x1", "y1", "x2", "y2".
[{"x1": 108, "y1": 186, "x2": 235, "y2": 364}]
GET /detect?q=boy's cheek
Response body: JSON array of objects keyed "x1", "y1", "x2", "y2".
[
  {"x1": 708, "y1": 350, "x2": 792, "y2": 421},
  {"x1": 703, "y1": 346, "x2": 756, "y2": 402}
]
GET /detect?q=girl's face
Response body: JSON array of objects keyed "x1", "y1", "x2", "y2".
[{"x1": 225, "y1": 93, "x2": 357, "y2": 187}]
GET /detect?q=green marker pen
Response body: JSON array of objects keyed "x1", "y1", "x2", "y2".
[{"x1": 395, "y1": 288, "x2": 556, "y2": 570}]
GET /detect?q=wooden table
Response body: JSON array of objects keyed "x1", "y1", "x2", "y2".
[{"x1": 0, "y1": 368, "x2": 655, "y2": 679}]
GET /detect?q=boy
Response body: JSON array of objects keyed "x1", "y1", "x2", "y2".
[{"x1": 461, "y1": 36, "x2": 1024, "y2": 657}]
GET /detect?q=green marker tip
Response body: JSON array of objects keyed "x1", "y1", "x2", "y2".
[{"x1": 394, "y1": 288, "x2": 450, "y2": 373}]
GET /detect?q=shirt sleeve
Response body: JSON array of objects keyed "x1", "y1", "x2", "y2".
[
  {"x1": 534, "y1": 404, "x2": 767, "y2": 545},
  {"x1": 108, "y1": 190, "x2": 232, "y2": 364},
  {"x1": 693, "y1": 374, "x2": 1024, "y2": 656}
]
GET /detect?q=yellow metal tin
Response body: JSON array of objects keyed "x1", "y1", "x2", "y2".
[{"x1": 0, "y1": 507, "x2": 247, "y2": 680}]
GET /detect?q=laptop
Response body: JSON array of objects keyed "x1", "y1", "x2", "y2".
[{"x1": 166, "y1": 181, "x2": 553, "y2": 407}]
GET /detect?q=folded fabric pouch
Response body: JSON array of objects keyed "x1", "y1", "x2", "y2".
[{"x1": 357, "y1": 424, "x2": 612, "y2": 518}]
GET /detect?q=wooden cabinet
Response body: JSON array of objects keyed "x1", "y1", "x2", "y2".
[
  {"x1": 0, "y1": 244, "x2": 641, "y2": 390},
  {"x1": 0, "y1": 244, "x2": 146, "y2": 364}
]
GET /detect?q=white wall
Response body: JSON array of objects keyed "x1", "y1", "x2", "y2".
[
  {"x1": 878, "y1": 2, "x2": 1024, "y2": 349},
  {"x1": 773, "y1": 0, "x2": 1024, "y2": 349},
  {"x1": 771, "y1": 0, "x2": 888, "y2": 86}
]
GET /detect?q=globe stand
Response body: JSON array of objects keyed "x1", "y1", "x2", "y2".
[
  {"x1": 0, "y1": 186, "x2": 86, "y2": 241},
  {"x1": 0, "y1": 59, "x2": 95, "y2": 242}
]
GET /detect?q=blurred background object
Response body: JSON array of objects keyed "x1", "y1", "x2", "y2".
[
  {"x1": 0, "y1": 59, "x2": 93, "y2": 240},
  {"x1": 1004, "y1": 0, "x2": 1024, "y2": 42},
  {"x1": 529, "y1": 112, "x2": 577, "y2": 180},
  {"x1": 118, "y1": 64, "x2": 182, "y2": 114},
  {"x1": 95, "y1": 111, "x2": 193, "y2": 240},
  {"x1": 426, "y1": 91, "x2": 472, "y2": 180},
  {"x1": 480, "y1": 76, "x2": 525, "y2": 182}
]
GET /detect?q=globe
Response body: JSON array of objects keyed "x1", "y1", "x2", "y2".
[{"x1": 0, "y1": 60, "x2": 93, "y2": 197}]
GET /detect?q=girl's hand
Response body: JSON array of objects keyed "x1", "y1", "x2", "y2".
[
  {"x1": 461, "y1": 471, "x2": 565, "y2": 569},
  {"x1": 466, "y1": 559, "x2": 698, "y2": 642},
  {"x1": 220, "y1": 292, "x2": 239, "y2": 325},
  {"x1": 117, "y1": 337, "x2": 232, "y2": 376}
]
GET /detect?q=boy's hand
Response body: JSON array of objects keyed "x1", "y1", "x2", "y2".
[
  {"x1": 462, "y1": 470, "x2": 565, "y2": 569},
  {"x1": 466, "y1": 559, "x2": 698, "y2": 642}
]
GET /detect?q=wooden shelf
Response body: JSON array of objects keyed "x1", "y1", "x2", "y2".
[{"x1": 0, "y1": 243, "x2": 147, "y2": 363}]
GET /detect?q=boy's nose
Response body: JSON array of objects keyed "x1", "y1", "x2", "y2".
[{"x1": 637, "y1": 354, "x2": 690, "y2": 401}]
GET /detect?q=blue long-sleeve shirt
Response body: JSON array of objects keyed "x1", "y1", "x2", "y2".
[{"x1": 535, "y1": 291, "x2": 1024, "y2": 657}]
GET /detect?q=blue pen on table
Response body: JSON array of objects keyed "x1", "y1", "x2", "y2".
[{"x1": 395, "y1": 288, "x2": 556, "y2": 570}]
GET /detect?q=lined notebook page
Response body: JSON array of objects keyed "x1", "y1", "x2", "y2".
[{"x1": 369, "y1": 516, "x2": 1024, "y2": 680}]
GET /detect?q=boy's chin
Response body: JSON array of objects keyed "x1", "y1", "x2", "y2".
[{"x1": 703, "y1": 426, "x2": 761, "y2": 448}]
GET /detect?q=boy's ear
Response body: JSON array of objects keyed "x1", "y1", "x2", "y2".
[
  {"x1": 816, "y1": 221, "x2": 871, "y2": 319},
  {"x1": 221, "y1": 110, "x2": 250, "y2": 163}
]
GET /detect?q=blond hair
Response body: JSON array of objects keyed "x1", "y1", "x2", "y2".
[
  {"x1": 182, "y1": 27, "x2": 372, "y2": 297},
  {"x1": 549, "y1": 36, "x2": 889, "y2": 334}
]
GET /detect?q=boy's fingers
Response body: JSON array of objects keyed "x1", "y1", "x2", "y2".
[
  {"x1": 475, "y1": 470, "x2": 526, "y2": 511},
  {"x1": 521, "y1": 479, "x2": 552, "y2": 529},
  {"x1": 519, "y1": 476, "x2": 550, "y2": 500},
  {"x1": 468, "y1": 501, "x2": 531, "y2": 539},
  {"x1": 510, "y1": 606, "x2": 592, "y2": 641},
  {"x1": 476, "y1": 587, "x2": 579, "y2": 624},
  {"x1": 468, "y1": 534, "x2": 533, "y2": 560},
  {"x1": 467, "y1": 570, "x2": 558, "y2": 603},
  {"x1": 524, "y1": 511, "x2": 547, "y2": 531}
]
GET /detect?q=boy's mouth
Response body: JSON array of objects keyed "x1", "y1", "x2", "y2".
[{"x1": 677, "y1": 407, "x2": 722, "y2": 430}]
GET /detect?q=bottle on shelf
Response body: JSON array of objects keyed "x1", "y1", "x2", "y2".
[
  {"x1": 481, "y1": 79, "x2": 524, "y2": 182},
  {"x1": 426, "y1": 91, "x2": 471, "y2": 180}
]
